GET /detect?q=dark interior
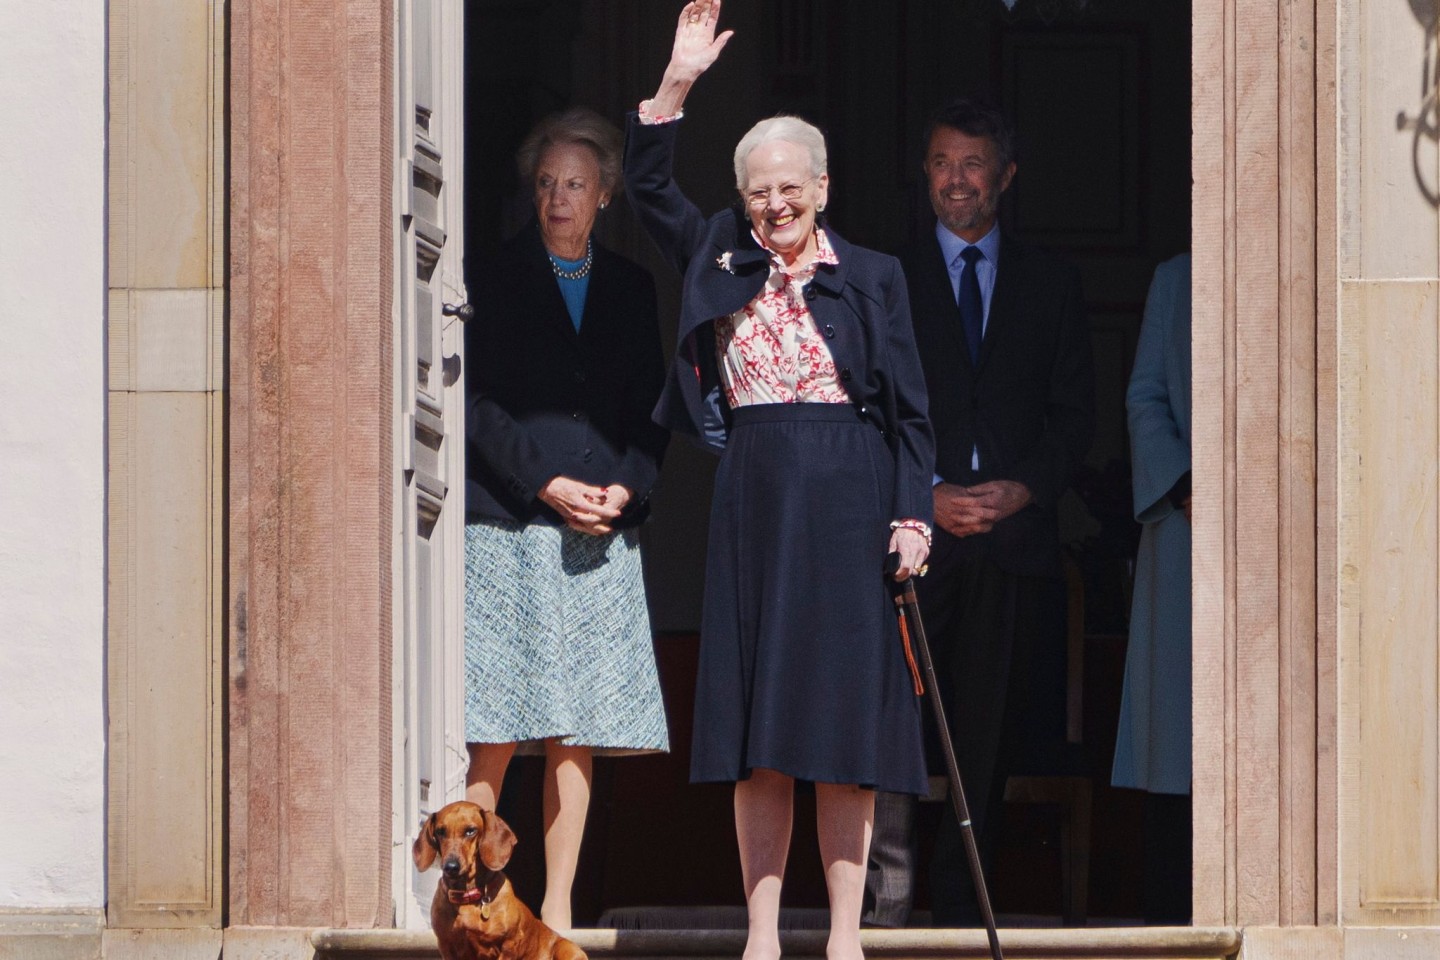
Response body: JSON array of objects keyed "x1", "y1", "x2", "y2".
[{"x1": 464, "y1": 0, "x2": 1192, "y2": 927}]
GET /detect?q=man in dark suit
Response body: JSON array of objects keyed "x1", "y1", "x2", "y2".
[{"x1": 864, "y1": 98, "x2": 1094, "y2": 927}]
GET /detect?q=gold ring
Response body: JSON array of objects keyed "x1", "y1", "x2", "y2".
[{"x1": 916, "y1": 564, "x2": 929, "y2": 577}]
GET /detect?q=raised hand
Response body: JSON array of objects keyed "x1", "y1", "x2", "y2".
[
  {"x1": 647, "y1": 0, "x2": 735, "y2": 118},
  {"x1": 668, "y1": 0, "x2": 734, "y2": 81}
]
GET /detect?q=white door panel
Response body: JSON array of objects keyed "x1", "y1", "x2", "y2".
[{"x1": 396, "y1": 0, "x2": 467, "y2": 929}]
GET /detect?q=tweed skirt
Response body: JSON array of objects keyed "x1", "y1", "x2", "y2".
[
  {"x1": 463, "y1": 518, "x2": 669, "y2": 755},
  {"x1": 690, "y1": 403, "x2": 928, "y2": 794}
]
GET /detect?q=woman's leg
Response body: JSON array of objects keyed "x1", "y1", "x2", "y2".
[
  {"x1": 541, "y1": 740, "x2": 594, "y2": 929},
  {"x1": 465, "y1": 741, "x2": 517, "y2": 810},
  {"x1": 735, "y1": 767, "x2": 794, "y2": 960},
  {"x1": 816, "y1": 782, "x2": 876, "y2": 960}
]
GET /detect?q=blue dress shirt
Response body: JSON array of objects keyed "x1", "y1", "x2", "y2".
[
  {"x1": 935, "y1": 222, "x2": 1001, "y2": 477},
  {"x1": 937, "y1": 221, "x2": 1001, "y2": 335}
]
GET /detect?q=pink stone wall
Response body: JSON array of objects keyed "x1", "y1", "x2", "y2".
[{"x1": 229, "y1": 0, "x2": 394, "y2": 927}]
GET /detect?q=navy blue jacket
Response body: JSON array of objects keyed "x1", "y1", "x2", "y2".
[
  {"x1": 463, "y1": 221, "x2": 669, "y2": 527},
  {"x1": 903, "y1": 227, "x2": 1094, "y2": 577},
  {"x1": 623, "y1": 114, "x2": 935, "y2": 527}
]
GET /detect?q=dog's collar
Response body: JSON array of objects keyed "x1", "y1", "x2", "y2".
[{"x1": 445, "y1": 870, "x2": 503, "y2": 908}]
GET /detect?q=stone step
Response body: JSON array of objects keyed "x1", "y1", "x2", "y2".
[{"x1": 311, "y1": 925, "x2": 1240, "y2": 960}]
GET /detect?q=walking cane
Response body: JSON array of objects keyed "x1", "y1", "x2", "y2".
[{"x1": 887, "y1": 555, "x2": 1004, "y2": 960}]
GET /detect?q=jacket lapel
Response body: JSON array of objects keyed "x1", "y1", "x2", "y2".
[
  {"x1": 575, "y1": 251, "x2": 606, "y2": 346},
  {"x1": 803, "y1": 230, "x2": 856, "y2": 384},
  {"x1": 914, "y1": 230, "x2": 970, "y2": 368},
  {"x1": 806, "y1": 225, "x2": 851, "y2": 298},
  {"x1": 977, "y1": 233, "x2": 1020, "y2": 372},
  {"x1": 809, "y1": 228, "x2": 896, "y2": 395},
  {"x1": 677, "y1": 212, "x2": 771, "y2": 343},
  {"x1": 518, "y1": 221, "x2": 583, "y2": 342}
]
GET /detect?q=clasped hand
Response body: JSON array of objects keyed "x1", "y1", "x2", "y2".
[
  {"x1": 933, "y1": 480, "x2": 1032, "y2": 538},
  {"x1": 538, "y1": 477, "x2": 632, "y2": 535}
]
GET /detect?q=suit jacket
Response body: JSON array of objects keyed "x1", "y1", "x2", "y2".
[
  {"x1": 622, "y1": 114, "x2": 935, "y2": 526},
  {"x1": 903, "y1": 227, "x2": 1094, "y2": 577},
  {"x1": 463, "y1": 220, "x2": 669, "y2": 527}
]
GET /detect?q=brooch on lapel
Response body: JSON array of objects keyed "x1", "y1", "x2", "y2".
[{"x1": 716, "y1": 251, "x2": 735, "y2": 274}]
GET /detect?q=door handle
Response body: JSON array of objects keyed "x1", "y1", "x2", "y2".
[{"x1": 442, "y1": 301, "x2": 474, "y2": 322}]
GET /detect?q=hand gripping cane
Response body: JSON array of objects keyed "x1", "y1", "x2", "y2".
[{"x1": 888, "y1": 555, "x2": 1004, "y2": 960}]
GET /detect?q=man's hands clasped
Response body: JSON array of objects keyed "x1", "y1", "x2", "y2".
[{"x1": 933, "y1": 480, "x2": 1032, "y2": 538}]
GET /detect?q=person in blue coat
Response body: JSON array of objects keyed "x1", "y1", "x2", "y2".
[
  {"x1": 624, "y1": 3, "x2": 936, "y2": 957},
  {"x1": 1111, "y1": 252, "x2": 1192, "y2": 921}
]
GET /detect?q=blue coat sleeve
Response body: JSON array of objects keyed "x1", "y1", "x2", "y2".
[
  {"x1": 622, "y1": 113, "x2": 712, "y2": 276},
  {"x1": 881, "y1": 255, "x2": 936, "y2": 527},
  {"x1": 1128, "y1": 255, "x2": 1192, "y2": 524}
]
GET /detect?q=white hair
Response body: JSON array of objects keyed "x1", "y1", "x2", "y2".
[
  {"x1": 515, "y1": 106, "x2": 624, "y2": 195},
  {"x1": 732, "y1": 115, "x2": 828, "y2": 192}
]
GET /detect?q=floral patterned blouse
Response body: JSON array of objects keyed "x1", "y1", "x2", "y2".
[{"x1": 714, "y1": 229, "x2": 849, "y2": 407}]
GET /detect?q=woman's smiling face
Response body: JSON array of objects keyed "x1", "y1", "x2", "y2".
[{"x1": 741, "y1": 139, "x2": 828, "y2": 266}]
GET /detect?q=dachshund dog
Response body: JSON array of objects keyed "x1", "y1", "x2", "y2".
[{"x1": 413, "y1": 801, "x2": 588, "y2": 960}]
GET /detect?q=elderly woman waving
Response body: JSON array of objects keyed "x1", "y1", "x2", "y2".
[
  {"x1": 463, "y1": 107, "x2": 671, "y2": 929},
  {"x1": 625, "y1": 3, "x2": 934, "y2": 957}
]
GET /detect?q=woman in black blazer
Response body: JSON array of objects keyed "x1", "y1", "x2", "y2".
[
  {"x1": 462, "y1": 107, "x2": 670, "y2": 929},
  {"x1": 624, "y1": 4, "x2": 934, "y2": 957}
]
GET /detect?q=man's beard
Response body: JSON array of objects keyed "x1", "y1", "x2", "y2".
[{"x1": 937, "y1": 190, "x2": 998, "y2": 235}]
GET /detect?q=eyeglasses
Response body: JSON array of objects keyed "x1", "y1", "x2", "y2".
[{"x1": 743, "y1": 178, "x2": 814, "y2": 209}]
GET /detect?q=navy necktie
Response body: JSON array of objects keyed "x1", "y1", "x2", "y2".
[{"x1": 957, "y1": 245, "x2": 984, "y2": 364}]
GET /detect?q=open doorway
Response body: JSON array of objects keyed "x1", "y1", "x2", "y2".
[{"x1": 462, "y1": 0, "x2": 1191, "y2": 928}]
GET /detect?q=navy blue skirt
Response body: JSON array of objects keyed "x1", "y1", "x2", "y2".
[{"x1": 691, "y1": 403, "x2": 928, "y2": 794}]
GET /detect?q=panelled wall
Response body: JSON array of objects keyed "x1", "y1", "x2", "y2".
[
  {"x1": 1337, "y1": 0, "x2": 1440, "y2": 935},
  {"x1": 1197, "y1": 0, "x2": 1440, "y2": 954},
  {"x1": 106, "y1": 0, "x2": 226, "y2": 931}
]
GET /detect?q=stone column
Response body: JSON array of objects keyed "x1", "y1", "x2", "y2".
[
  {"x1": 1191, "y1": 0, "x2": 1331, "y2": 931},
  {"x1": 106, "y1": 0, "x2": 226, "y2": 933},
  {"x1": 229, "y1": 0, "x2": 395, "y2": 928},
  {"x1": 1197, "y1": 1, "x2": 1440, "y2": 954}
]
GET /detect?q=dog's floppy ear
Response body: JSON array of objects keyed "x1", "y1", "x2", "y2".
[
  {"x1": 413, "y1": 812, "x2": 439, "y2": 872},
  {"x1": 479, "y1": 809, "x2": 518, "y2": 871}
]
